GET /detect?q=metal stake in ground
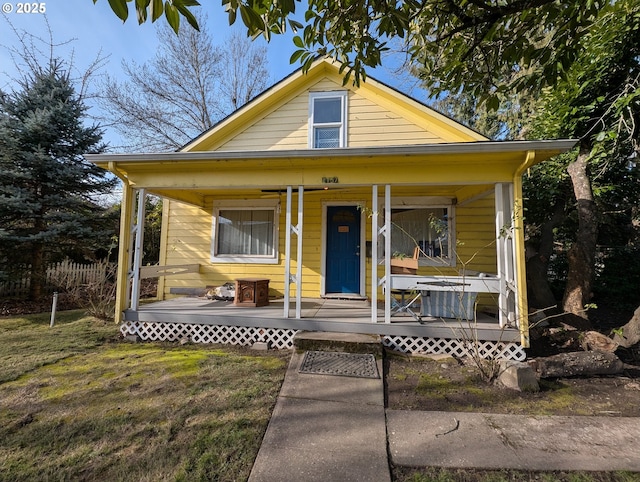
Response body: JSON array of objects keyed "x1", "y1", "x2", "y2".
[{"x1": 50, "y1": 292, "x2": 58, "y2": 328}]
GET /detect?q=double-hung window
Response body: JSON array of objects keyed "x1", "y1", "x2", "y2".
[
  {"x1": 385, "y1": 197, "x2": 455, "y2": 266},
  {"x1": 211, "y1": 200, "x2": 279, "y2": 264},
  {"x1": 309, "y1": 91, "x2": 347, "y2": 148}
]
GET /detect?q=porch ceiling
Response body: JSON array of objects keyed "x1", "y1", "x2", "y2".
[{"x1": 146, "y1": 184, "x2": 494, "y2": 208}]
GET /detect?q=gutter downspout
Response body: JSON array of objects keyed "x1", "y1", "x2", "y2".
[{"x1": 513, "y1": 151, "x2": 536, "y2": 348}]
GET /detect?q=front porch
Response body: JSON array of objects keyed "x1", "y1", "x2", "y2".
[
  {"x1": 122, "y1": 296, "x2": 526, "y2": 360},
  {"x1": 114, "y1": 181, "x2": 528, "y2": 360}
]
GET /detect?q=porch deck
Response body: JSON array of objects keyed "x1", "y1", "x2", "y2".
[{"x1": 124, "y1": 296, "x2": 520, "y2": 343}]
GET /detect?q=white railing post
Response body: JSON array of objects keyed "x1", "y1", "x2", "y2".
[
  {"x1": 284, "y1": 186, "x2": 293, "y2": 318},
  {"x1": 295, "y1": 186, "x2": 304, "y2": 319},
  {"x1": 371, "y1": 185, "x2": 378, "y2": 323},
  {"x1": 283, "y1": 186, "x2": 304, "y2": 319},
  {"x1": 495, "y1": 183, "x2": 517, "y2": 327},
  {"x1": 130, "y1": 188, "x2": 146, "y2": 311},
  {"x1": 384, "y1": 184, "x2": 392, "y2": 323}
]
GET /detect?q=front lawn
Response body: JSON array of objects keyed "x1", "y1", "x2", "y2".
[{"x1": 0, "y1": 311, "x2": 288, "y2": 481}]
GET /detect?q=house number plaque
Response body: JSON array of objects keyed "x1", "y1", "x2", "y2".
[{"x1": 322, "y1": 177, "x2": 339, "y2": 183}]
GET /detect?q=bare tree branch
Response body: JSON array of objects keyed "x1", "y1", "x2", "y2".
[{"x1": 98, "y1": 14, "x2": 269, "y2": 152}]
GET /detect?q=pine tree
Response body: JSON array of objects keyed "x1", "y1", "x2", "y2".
[{"x1": 0, "y1": 60, "x2": 116, "y2": 300}]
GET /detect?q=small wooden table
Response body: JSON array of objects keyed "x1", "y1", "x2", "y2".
[{"x1": 234, "y1": 278, "x2": 270, "y2": 307}]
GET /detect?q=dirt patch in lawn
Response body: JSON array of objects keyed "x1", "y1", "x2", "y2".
[{"x1": 385, "y1": 351, "x2": 640, "y2": 417}]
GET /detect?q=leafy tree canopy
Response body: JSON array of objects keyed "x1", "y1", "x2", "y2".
[
  {"x1": 518, "y1": 1, "x2": 640, "y2": 313},
  {"x1": 104, "y1": 0, "x2": 611, "y2": 103},
  {"x1": 525, "y1": 0, "x2": 640, "y2": 216}
]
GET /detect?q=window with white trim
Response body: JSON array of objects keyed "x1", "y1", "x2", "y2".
[
  {"x1": 384, "y1": 198, "x2": 455, "y2": 266},
  {"x1": 211, "y1": 200, "x2": 279, "y2": 264},
  {"x1": 309, "y1": 91, "x2": 347, "y2": 148}
]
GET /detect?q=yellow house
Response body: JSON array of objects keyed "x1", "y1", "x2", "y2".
[{"x1": 88, "y1": 59, "x2": 575, "y2": 360}]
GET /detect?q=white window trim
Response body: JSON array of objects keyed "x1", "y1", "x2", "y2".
[
  {"x1": 308, "y1": 91, "x2": 348, "y2": 149},
  {"x1": 210, "y1": 199, "x2": 280, "y2": 264},
  {"x1": 380, "y1": 196, "x2": 456, "y2": 267}
]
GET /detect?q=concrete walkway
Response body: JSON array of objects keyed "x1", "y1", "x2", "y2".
[
  {"x1": 249, "y1": 349, "x2": 390, "y2": 481},
  {"x1": 250, "y1": 341, "x2": 640, "y2": 480},
  {"x1": 388, "y1": 411, "x2": 640, "y2": 472}
]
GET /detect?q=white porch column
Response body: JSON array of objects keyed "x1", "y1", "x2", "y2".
[
  {"x1": 284, "y1": 187, "x2": 292, "y2": 318},
  {"x1": 130, "y1": 189, "x2": 146, "y2": 311},
  {"x1": 495, "y1": 183, "x2": 517, "y2": 327},
  {"x1": 114, "y1": 182, "x2": 134, "y2": 323},
  {"x1": 371, "y1": 185, "x2": 378, "y2": 322},
  {"x1": 283, "y1": 186, "x2": 304, "y2": 319},
  {"x1": 384, "y1": 185, "x2": 392, "y2": 323},
  {"x1": 295, "y1": 186, "x2": 304, "y2": 319}
]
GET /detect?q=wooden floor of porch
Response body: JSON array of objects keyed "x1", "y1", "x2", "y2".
[{"x1": 125, "y1": 296, "x2": 521, "y2": 342}]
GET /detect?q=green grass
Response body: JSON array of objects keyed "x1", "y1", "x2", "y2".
[
  {"x1": 4, "y1": 312, "x2": 635, "y2": 481},
  {"x1": 0, "y1": 311, "x2": 289, "y2": 481},
  {"x1": 0, "y1": 310, "x2": 118, "y2": 383}
]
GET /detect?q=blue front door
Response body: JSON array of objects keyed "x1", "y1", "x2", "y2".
[{"x1": 326, "y1": 206, "x2": 361, "y2": 294}]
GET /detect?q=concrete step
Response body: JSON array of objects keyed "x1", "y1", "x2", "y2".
[{"x1": 293, "y1": 331, "x2": 383, "y2": 357}]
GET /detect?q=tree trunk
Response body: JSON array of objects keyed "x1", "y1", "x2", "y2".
[
  {"x1": 29, "y1": 213, "x2": 46, "y2": 301},
  {"x1": 527, "y1": 199, "x2": 565, "y2": 309},
  {"x1": 563, "y1": 142, "x2": 598, "y2": 318},
  {"x1": 528, "y1": 351, "x2": 624, "y2": 379},
  {"x1": 29, "y1": 241, "x2": 44, "y2": 300},
  {"x1": 612, "y1": 305, "x2": 640, "y2": 348},
  {"x1": 580, "y1": 330, "x2": 618, "y2": 352}
]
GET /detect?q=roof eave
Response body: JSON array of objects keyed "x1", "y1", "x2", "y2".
[{"x1": 87, "y1": 139, "x2": 578, "y2": 167}]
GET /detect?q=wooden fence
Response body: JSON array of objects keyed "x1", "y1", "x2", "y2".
[{"x1": 0, "y1": 260, "x2": 108, "y2": 298}]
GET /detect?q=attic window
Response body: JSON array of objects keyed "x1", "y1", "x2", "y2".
[{"x1": 309, "y1": 91, "x2": 347, "y2": 148}]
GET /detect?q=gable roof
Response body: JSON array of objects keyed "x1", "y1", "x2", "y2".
[{"x1": 180, "y1": 58, "x2": 488, "y2": 152}]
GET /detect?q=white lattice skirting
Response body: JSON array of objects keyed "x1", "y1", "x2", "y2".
[
  {"x1": 121, "y1": 321, "x2": 296, "y2": 350},
  {"x1": 120, "y1": 321, "x2": 526, "y2": 361},
  {"x1": 382, "y1": 335, "x2": 526, "y2": 361}
]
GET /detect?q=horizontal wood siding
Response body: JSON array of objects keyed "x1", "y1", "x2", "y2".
[
  {"x1": 348, "y1": 94, "x2": 444, "y2": 147},
  {"x1": 215, "y1": 77, "x2": 446, "y2": 152},
  {"x1": 455, "y1": 194, "x2": 499, "y2": 311},
  {"x1": 456, "y1": 194, "x2": 498, "y2": 273},
  {"x1": 217, "y1": 93, "x2": 309, "y2": 151},
  {"x1": 162, "y1": 200, "x2": 209, "y2": 298},
  {"x1": 215, "y1": 79, "x2": 320, "y2": 151},
  {"x1": 163, "y1": 198, "x2": 286, "y2": 297}
]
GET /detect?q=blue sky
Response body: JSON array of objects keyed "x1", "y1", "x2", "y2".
[{"x1": 0, "y1": 1, "x2": 425, "y2": 149}]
